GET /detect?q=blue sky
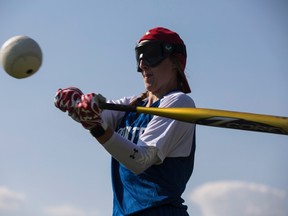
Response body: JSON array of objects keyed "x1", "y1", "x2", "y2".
[{"x1": 0, "y1": 1, "x2": 287, "y2": 216}]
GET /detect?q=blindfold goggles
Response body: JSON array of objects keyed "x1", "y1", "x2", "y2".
[{"x1": 135, "y1": 41, "x2": 186, "y2": 72}]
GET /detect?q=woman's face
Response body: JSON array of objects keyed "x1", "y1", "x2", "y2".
[{"x1": 139, "y1": 57, "x2": 178, "y2": 97}]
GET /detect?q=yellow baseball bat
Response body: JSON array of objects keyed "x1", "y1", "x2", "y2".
[{"x1": 99, "y1": 103, "x2": 288, "y2": 135}]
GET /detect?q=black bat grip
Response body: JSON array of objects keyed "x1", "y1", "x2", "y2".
[{"x1": 99, "y1": 102, "x2": 137, "y2": 112}]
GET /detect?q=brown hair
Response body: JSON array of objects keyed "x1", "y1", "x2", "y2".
[
  {"x1": 170, "y1": 55, "x2": 188, "y2": 93},
  {"x1": 129, "y1": 91, "x2": 148, "y2": 106}
]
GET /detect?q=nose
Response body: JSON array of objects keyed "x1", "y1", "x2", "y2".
[{"x1": 139, "y1": 59, "x2": 149, "y2": 72}]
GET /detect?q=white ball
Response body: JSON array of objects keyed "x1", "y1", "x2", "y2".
[{"x1": 0, "y1": 35, "x2": 42, "y2": 79}]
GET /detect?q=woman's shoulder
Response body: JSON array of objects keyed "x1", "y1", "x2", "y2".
[{"x1": 160, "y1": 91, "x2": 195, "y2": 108}]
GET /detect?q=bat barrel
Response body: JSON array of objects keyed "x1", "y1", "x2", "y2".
[{"x1": 136, "y1": 107, "x2": 288, "y2": 135}]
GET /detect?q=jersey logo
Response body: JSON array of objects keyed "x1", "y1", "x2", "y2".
[{"x1": 129, "y1": 148, "x2": 138, "y2": 159}]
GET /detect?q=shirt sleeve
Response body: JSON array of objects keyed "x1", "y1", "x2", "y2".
[
  {"x1": 137, "y1": 92, "x2": 196, "y2": 162},
  {"x1": 101, "y1": 96, "x2": 138, "y2": 130}
]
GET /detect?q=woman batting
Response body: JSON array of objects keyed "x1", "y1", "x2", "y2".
[{"x1": 54, "y1": 27, "x2": 196, "y2": 216}]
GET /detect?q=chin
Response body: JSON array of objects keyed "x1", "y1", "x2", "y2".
[{"x1": 145, "y1": 85, "x2": 154, "y2": 92}]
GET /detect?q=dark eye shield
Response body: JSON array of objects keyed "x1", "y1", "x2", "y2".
[{"x1": 135, "y1": 41, "x2": 186, "y2": 72}]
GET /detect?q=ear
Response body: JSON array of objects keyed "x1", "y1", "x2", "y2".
[
  {"x1": 169, "y1": 56, "x2": 180, "y2": 70},
  {"x1": 172, "y1": 62, "x2": 181, "y2": 73}
]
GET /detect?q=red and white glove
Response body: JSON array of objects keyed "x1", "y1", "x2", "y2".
[
  {"x1": 54, "y1": 87, "x2": 83, "y2": 122},
  {"x1": 75, "y1": 93, "x2": 108, "y2": 131}
]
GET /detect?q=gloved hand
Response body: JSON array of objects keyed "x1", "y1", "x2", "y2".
[
  {"x1": 75, "y1": 93, "x2": 108, "y2": 130},
  {"x1": 54, "y1": 87, "x2": 83, "y2": 122}
]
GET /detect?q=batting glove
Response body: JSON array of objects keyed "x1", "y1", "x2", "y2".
[
  {"x1": 75, "y1": 93, "x2": 108, "y2": 131},
  {"x1": 54, "y1": 87, "x2": 83, "y2": 122}
]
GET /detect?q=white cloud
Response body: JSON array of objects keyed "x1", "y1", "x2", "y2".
[
  {"x1": 0, "y1": 185, "x2": 26, "y2": 211},
  {"x1": 190, "y1": 181, "x2": 288, "y2": 216},
  {"x1": 44, "y1": 204, "x2": 100, "y2": 216}
]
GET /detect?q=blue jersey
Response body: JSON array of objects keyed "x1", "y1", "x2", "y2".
[{"x1": 111, "y1": 98, "x2": 196, "y2": 216}]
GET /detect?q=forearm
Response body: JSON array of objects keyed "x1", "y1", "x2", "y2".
[{"x1": 92, "y1": 128, "x2": 160, "y2": 174}]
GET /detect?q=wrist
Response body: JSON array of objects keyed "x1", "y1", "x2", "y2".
[{"x1": 89, "y1": 121, "x2": 108, "y2": 138}]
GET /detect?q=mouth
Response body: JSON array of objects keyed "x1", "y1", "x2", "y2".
[
  {"x1": 143, "y1": 74, "x2": 153, "y2": 83},
  {"x1": 144, "y1": 73, "x2": 152, "y2": 78},
  {"x1": 142, "y1": 70, "x2": 153, "y2": 78}
]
